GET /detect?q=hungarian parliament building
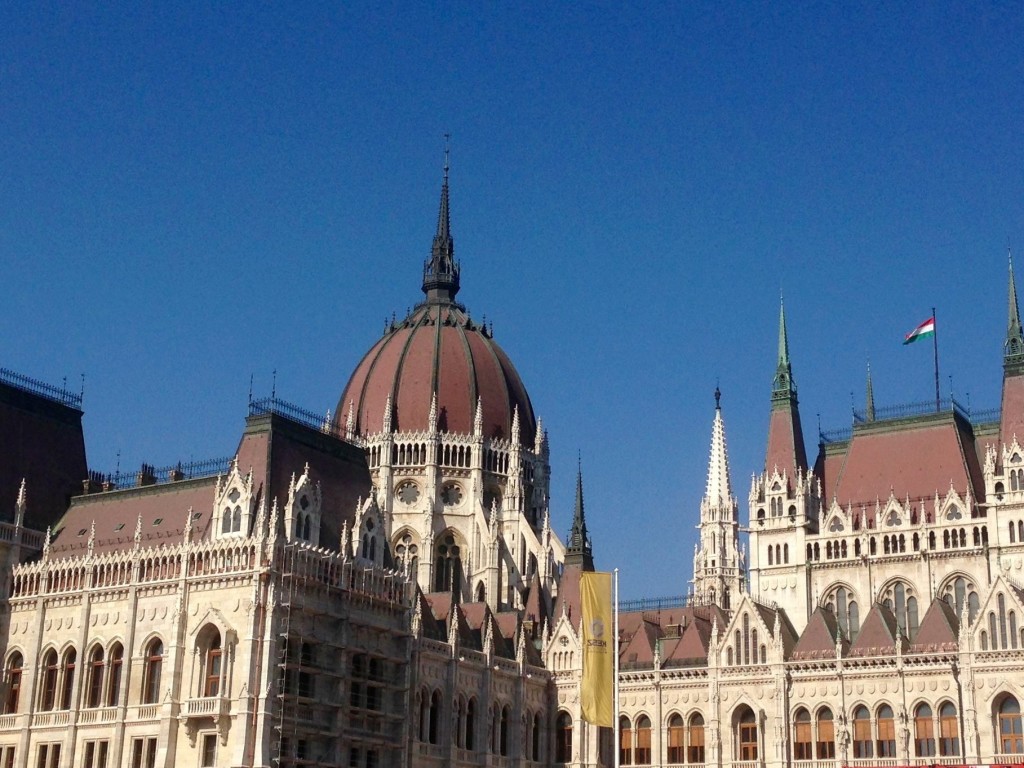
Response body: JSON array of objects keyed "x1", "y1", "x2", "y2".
[{"x1": 2, "y1": 172, "x2": 1024, "y2": 768}]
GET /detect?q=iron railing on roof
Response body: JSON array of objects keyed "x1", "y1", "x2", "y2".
[
  {"x1": 820, "y1": 398, "x2": 999, "y2": 444},
  {"x1": 619, "y1": 595, "x2": 692, "y2": 613},
  {"x1": 853, "y1": 397, "x2": 968, "y2": 423},
  {"x1": 0, "y1": 368, "x2": 82, "y2": 409},
  {"x1": 819, "y1": 427, "x2": 853, "y2": 444},
  {"x1": 248, "y1": 396, "x2": 339, "y2": 436},
  {"x1": 88, "y1": 456, "x2": 233, "y2": 491},
  {"x1": 970, "y1": 406, "x2": 1002, "y2": 424}
]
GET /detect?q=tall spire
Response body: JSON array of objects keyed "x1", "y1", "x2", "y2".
[
  {"x1": 564, "y1": 460, "x2": 594, "y2": 570},
  {"x1": 705, "y1": 387, "x2": 733, "y2": 506},
  {"x1": 764, "y1": 298, "x2": 808, "y2": 475},
  {"x1": 865, "y1": 362, "x2": 875, "y2": 422},
  {"x1": 693, "y1": 391, "x2": 743, "y2": 607},
  {"x1": 422, "y1": 135, "x2": 460, "y2": 303},
  {"x1": 772, "y1": 297, "x2": 795, "y2": 398},
  {"x1": 1006, "y1": 251, "x2": 1024, "y2": 373}
]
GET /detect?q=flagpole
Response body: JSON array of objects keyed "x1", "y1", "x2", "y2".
[
  {"x1": 613, "y1": 568, "x2": 620, "y2": 768},
  {"x1": 932, "y1": 306, "x2": 940, "y2": 411}
]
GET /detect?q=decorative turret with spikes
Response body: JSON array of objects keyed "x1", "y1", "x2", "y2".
[{"x1": 692, "y1": 388, "x2": 745, "y2": 608}]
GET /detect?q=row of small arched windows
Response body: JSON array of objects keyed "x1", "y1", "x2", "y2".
[
  {"x1": 418, "y1": 690, "x2": 539, "y2": 759},
  {"x1": 601, "y1": 698, "x2": 1023, "y2": 764},
  {"x1": 2, "y1": 629, "x2": 226, "y2": 715},
  {"x1": 807, "y1": 527, "x2": 988, "y2": 562}
]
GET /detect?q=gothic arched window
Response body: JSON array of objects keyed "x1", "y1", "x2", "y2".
[
  {"x1": 555, "y1": 711, "x2": 573, "y2": 763},
  {"x1": 434, "y1": 533, "x2": 462, "y2": 598},
  {"x1": 688, "y1": 713, "x2": 705, "y2": 763},
  {"x1": 106, "y1": 643, "x2": 123, "y2": 707},
  {"x1": 877, "y1": 704, "x2": 896, "y2": 757},
  {"x1": 86, "y1": 644, "x2": 104, "y2": 708},
  {"x1": 3, "y1": 653, "x2": 22, "y2": 714},
  {"x1": 914, "y1": 703, "x2": 935, "y2": 756},
  {"x1": 816, "y1": 708, "x2": 835, "y2": 758},
  {"x1": 999, "y1": 695, "x2": 1023, "y2": 754},
  {"x1": 143, "y1": 639, "x2": 163, "y2": 705}
]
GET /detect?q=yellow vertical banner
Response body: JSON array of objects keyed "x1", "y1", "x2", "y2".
[{"x1": 580, "y1": 571, "x2": 614, "y2": 726}]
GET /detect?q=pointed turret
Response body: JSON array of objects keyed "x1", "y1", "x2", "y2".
[
  {"x1": 564, "y1": 464, "x2": 594, "y2": 570},
  {"x1": 764, "y1": 299, "x2": 808, "y2": 476},
  {"x1": 693, "y1": 390, "x2": 743, "y2": 607},
  {"x1": 705, "y1": 387, "x2": 732, "y2": 506},
  {"x1": 422, "y1": 140, "x2": 460, "y2": 303},
  {"x1": 1001, "y1": 253, "x2": 1024, "y2": 445}
]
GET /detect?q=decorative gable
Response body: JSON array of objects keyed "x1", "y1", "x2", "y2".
[
  {"x1": 212, "y1": 460, "x2": 256, "y2": 540},
  {"x1": 284, "y1": 465, "x2": 321, "y2": 546}
]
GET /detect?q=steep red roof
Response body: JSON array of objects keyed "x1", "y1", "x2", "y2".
[
  {"x1": 765, "y1": 404, "x2": 807, "y2": 480},
  {"x1": 911, "y1": 598, "x2": 959, "y2": 652},
  {"x1": 792, "y1": 607, "x2": 845, "y2": 660},
  {"x1": 849, "y1": 603, "x2": 906, "y2": 657},
  {"x1": 52, "y1": 477, "x2": 217, "y2": 556},
  {"x1": 553, "y1": 563, "x2": 584, "y2": 630},
  {"x1": 824, "y1": 413, "x2": 979, "y2": 513},
  {"x1": 1001, "y1": 371, "x2": 1024, "y2": 449}
]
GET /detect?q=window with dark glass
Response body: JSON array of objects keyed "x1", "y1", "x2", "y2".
[
  {"x1": 204, "y1": 633, "x2": 222, "y2": 697},
  {"x1": 3, "y1": 654, "x2": 22, "y2": 714},
  {"x1": 143, "y1": 640, "x2": 162, "y2": 705},
  {"x1": 59, "y1": 649, "x2": 76, "y2": 710},
  {"x1": 555, "y1": 711, "x2": 573, "y2": 763},
  {"x1": 106, "y1": 644, "x2": 123, "y2": 707},
  {"x1": 86, "y1": 646, "x2": 104, "y2": 708}
]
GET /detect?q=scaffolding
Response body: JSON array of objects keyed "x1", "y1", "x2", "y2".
[{"x1": 272, "y1": 542, "x2": 412, "y2": 768}]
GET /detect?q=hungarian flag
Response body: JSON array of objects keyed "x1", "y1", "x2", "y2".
[{"x1": 903, "y1": 316, "x2": 935, "y2": 345}]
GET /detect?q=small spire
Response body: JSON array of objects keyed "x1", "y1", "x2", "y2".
[
  {"x1": 473, "y1": 396, "x2": 483, "y2": 436},
  {"x1": 345, "y1": 399, "x2": 356, "y2": 439},
  {"x1": 564, "y1": 461, "x2": 594, "y2": 570},
  {"x1": 866, "y1": 362, "x2": 875, "y2": 422},
  {"x1": 14, "y1": 479, "x2": 26, "y2": 529},
  {"x1": 382, "y1": 393, "x2": 393, "y2": 433}
]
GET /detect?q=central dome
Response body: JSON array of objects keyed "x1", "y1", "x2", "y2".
[{"x1": 336, "y1": 171, "x2": 537, "y2": 447}]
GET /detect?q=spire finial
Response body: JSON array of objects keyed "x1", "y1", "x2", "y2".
[
  {"x1": 866, "y1": 361, "x2": 875, "y2": 422},
  {"x1": 772, "y1": 297, "x2": 796, "y2": 398},
  {"x1": 443, "y1": 132, "x2": 450, "y2": 182},
  {"x1": 1006, "y1": 250, "x2": 1024, "y2": 372},
  {"x1": 422, "y1": 138, "x2": 460, "y2": 302},
  {"x1": 704, "y1": 392, "x2": 733, "y2": 505},
  {"x1": 565, "y1": 456, "x2": 594, "y2": 570},
  {"x1": 714, "y1": 384, "x2": 721, "y2": 410}
]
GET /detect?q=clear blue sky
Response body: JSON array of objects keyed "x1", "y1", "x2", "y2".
[{"x1": 2, "y1": 3, "x2": 1023, "y2": 599}]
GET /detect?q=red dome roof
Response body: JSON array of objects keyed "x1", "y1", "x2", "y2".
[
  {"x1": 339, "y1": 171, "x2": 537, "y2": 447},
  {"x1": 338, "y1": 302, "x2": 537, "y2": 446}
]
